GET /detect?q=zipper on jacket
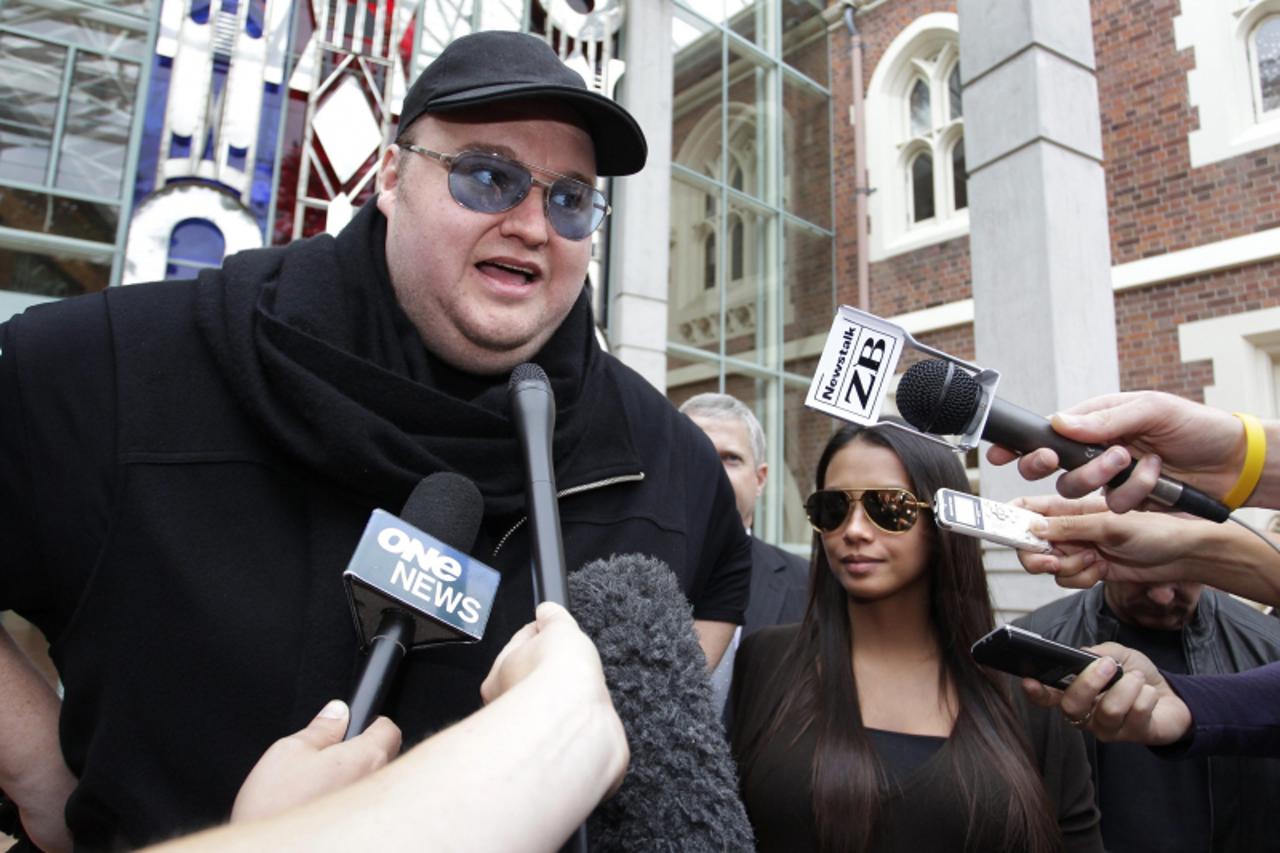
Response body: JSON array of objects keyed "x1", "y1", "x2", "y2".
[{"x1": 491, "y1": 472, "x2": 646, "y2": 557}]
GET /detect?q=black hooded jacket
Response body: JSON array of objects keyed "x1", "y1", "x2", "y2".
[{"x1": 0, "y1": 202, "x2": 750, "y2": 850}]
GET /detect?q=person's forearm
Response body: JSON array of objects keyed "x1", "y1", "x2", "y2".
[
  {"x1": 693, "y1": 619, "x2": 736, "y2": 669},
  {"x1": 0, "y1": 627, "x2": 75, "y2": 851},
  {"x1": 1179, "y1": 519, "x2": 1280, "y2": 607},
  {"x1": 1248, "y1": 421, "x2": 1280, "y2": 510},
  {"x1": 151, "y1": 669, "x2": 627, "y2": 853}
]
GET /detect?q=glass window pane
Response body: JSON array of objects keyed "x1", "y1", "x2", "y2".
[
  {"x1": 666, "y1": 350, "x2": 720, "y2": 409},
  {"x1": 669, "y1": 175, "x2": 721, "y2": 355},
  {"x1": 1256, "y1": 16, "x2": 1280, "y2": 114},
  {"x1": 948, "y1": 63, "x2": 963, "y2": 120},
  {"x1": 782, "y1": 71, "x2": 831, "y2": 228},
  {"x1": 55, "y1": 50, "x2": 140, "y2": 198},
  {"x1": 0, "y1": 186, "x2": 118, "y2": 241},
  {"x1": 0, "y1": 2, "x2": 150, "y2": 60},
  {"x1": 952, "y1": 140, "x2": 967, "y2": 211},
  {"x1": 909, "y1": 78, "x2": 930, "y2": 136},
  {"x1": 782, "y1": 371, "x2": 827, "y2": 547},
  {"x1": 727, "y1": 0, "x2": 772, "y2": 53},
  {"x1": 910, "y1": 152, "x2": 934, "y2": 222},
  {"x1": 0, "y1": 33, "x2": 65, "y2": 187},
  {"x1": 672, "y1": 11, "x2": 721, "y2": 180},
  {"x1": 725, "y1": 197, "x2": 775, "y2": 365},
  {"x1": 729, "y1": 215, "x2": 744, "y2": 280},
  {"x1": 782, "y1": 0, "x2": 827, "y2": 85},
  {"x1": 0, "y1": 245, "x2": 110, "y2": 297},
  {"x1": 781, "y1": 221, "x2": 831, "y2": 344},
  {"x1": 703, "y1": 232, "x2": 717, "y2": 290},
  {"x1": 726, "y1": 39, "x2": 775, "y2": 203}
]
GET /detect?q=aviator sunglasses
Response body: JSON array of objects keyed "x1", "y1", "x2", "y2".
[
  {"x1": 396, "y1": 143, "x2": 610, "y2": 241},
  {"x1": 804, "y1": 488, "x2": 932, "y2": 535}
]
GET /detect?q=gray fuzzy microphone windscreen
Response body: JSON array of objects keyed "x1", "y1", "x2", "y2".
[{"x1": 569, "y1": 554, "x2": 755, "y2": 852}]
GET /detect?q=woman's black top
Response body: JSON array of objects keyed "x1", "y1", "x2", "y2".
[{"x1": 729, "y1": 624, "x2": 1103, "y2": 852}]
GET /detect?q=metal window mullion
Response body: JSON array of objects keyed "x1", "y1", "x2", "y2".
[
  {"x1": 0, "y1": 224, "x2": 115, "y2": 261},
  {"x1": 44, "y1": 44, "x2": 77, "y2": 187},
  {"x1": 265, "y1": 0, "x2": 302, "y2": 247},
  {"x1": 0, "y1": 177, "x2": 120, "y2": 206},
  {"x1": 717, "y1": 27, "x2": 728, "y2": 391},
  {"x1": 0, "y1": 24, "x2": 146, "y2": 62},
  {"x1": 109, "y1": 2, "x2": 161, "y2": 287}
]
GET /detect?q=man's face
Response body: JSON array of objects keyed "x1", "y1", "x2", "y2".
[
  {"x1": 377, "y1": 101, "x2": 596, "y2": 375},
  {"x1": 690, "y1": 414, "x2": 766, "y2": 530},
  {"x1": 1104, "y1": 580, "x2": 1204, "y2": 631}
]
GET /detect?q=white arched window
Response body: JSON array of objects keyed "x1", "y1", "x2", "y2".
[
  {"x1": 865, "y1": 14, "x2": 968, "y2": 260},
  {"x1": 1173, "y1": 1, "x2": 1280, "y2": 166},
  {"x1": 1252, "y1": 15, "x2": 1280, "y2": 119}
]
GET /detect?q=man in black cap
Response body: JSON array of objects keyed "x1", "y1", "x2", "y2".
[{"x1": 0, "y1": 31, "x2": 750, "y2": 850}]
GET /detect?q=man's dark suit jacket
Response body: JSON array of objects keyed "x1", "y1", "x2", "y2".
[{"x1": 742, "y1": 536, "x2": 809, "y2": 636}]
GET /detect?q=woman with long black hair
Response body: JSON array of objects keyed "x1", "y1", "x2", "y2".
[{"x1": 729, "y1": 422, "x2": 1101, "y2": 852}]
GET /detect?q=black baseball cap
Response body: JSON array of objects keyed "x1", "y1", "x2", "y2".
[{"x1": 397, "y1": 30, "x2": 647, "y2": 177}]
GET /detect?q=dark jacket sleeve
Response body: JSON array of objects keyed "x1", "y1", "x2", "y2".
[
  {"x1": 1016, "y1": 686, "x2": 1103, "y2": 852},
  {"x1": 1157, "y1": 664, "x2": 1280, "y2": 758},
  {"x1": 685, "y1": 425, "x2": 752, "y2": 625},
  {"x1": 0, "y1": 299, "x2": 116, "y2": 632}
]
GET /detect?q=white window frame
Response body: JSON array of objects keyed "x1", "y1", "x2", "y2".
[
  {"x1": 865, "y1": 13, "x2": 968, "y2": 261},
  {"x1": 1173, "y1": 0, "x2": 1280, "y2": 168}
]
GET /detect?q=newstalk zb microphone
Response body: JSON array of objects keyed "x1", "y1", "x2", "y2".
[
  {"x1": 342, "y1": 472, "x2": 497, "y2": 737},
  {"x1": 897, "y1": 358, "x2": 1231, "y2": 523}
]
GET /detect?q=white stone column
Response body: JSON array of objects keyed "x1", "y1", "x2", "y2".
[
  {"x1": 959, "y1": 0, "x2": 1119, "y2": 617},
  {"x1": 608, "y1": 0, "x2": 673, "y2": 392}
]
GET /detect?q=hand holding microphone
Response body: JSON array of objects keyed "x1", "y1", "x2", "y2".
[
  {"x1": 230, "y1": 701, "x2": 401, "y2": 825},
  {"x1": 984, "y1": 390, "x2": 1259, "y2": 513},
  {"x1": 897, "y1": 360, "x2": 1234, "y2": 522}
]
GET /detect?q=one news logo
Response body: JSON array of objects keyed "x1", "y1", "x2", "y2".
[
  {"x1": 377, "y1": 525, "x2": 484, "y2": 625},
  {"x1": 808, "y1": 310, "x2": 902, "y2": 423},
  {"x1": 345, "y1": 510, "x2": 500, "y2": 644}
]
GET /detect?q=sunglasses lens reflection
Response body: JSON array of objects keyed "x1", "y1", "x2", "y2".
[
  {"x1": 449, "y1": 153, "x2": 603, "y2": 240},
  {"x1": 805, "y1": 489, "x2": 919, "y2": 534}
]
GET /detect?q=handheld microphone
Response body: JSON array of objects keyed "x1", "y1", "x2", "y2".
[
  {"x1": 509, "y1": 365, "x2": 587, "y2": 853},
  {"x1": 342, "y1": 473, "x2": 497, "y2": 738},
  {"x1": 509, "y1": 363, "x2": 570, "y2": 607},
  {"x1": 571, "y1": 554, "x2": 756, "y2": 851},
  {"x1": 897, "y1": 358, "x2": 1231, "y2": 522}
]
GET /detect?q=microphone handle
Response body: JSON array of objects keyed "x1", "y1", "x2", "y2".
[
  {"x1": 345, "y1": 609, "x2": 415, "y2": 740},
  {"x1": 983, "y1": 399, "x2": 1230, "y2": 523}
]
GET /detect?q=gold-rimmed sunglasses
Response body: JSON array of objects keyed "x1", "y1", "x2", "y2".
[{"x1": 803, "y1": 488, "x2": 932, "y2": 535}]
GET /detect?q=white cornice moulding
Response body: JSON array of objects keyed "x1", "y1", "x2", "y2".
[{"x1": 1111, "y1": 226, "x2": 1280, "y2": 292}]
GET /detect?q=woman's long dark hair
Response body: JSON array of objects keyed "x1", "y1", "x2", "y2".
[{"x1": 742, "y1": 422, "x2": 1059, "y2": 853}]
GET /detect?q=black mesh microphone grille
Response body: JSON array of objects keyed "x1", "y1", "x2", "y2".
[
  {"x1": 400, "y1": 472, "x2": 484, "y2": 553},
  {"x1": 508, "y1": 361, "x2": 549, "y2": 390},
  {"x1": 897, "y1": 359, "x2": 982, "y2": 435}
]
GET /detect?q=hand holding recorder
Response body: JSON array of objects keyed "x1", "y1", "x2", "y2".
[{"x1": 1020, "y1": 642, "x2": 1192, "y2": 746}]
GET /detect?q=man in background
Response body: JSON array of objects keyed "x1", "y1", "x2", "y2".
[
  {"x1": 681, "y1": 393, "x2": 807, "y2": 710},
  {"x1": 1018, "y1": 576, "x2": 1280, "y2": 851}
]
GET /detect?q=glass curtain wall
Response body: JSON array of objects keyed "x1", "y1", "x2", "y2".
[
  {"x1": 0, "y1": 0, "x2": 153, "y2": 316},
  {"x1": 667, "y1": 0, "x2": 833, "y2": 550}
]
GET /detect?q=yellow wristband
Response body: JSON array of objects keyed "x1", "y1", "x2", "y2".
[{"x1": 1223, "y1": 412, "x2": 1265, "y2": 510}]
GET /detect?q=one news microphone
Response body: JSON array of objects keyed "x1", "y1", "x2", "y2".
[
  {"x1": 508, "y1": 363, "x2": 570, "y2": 607},
  {"x1": 342, "y1": 473, "x2": 498, "y2": 738},
  {"x1": 571, "y1": 554, "x2": 755, "y2": 851},
  {"x1": 897, "y1": 358, "x2": 1231, "y2": 523}
]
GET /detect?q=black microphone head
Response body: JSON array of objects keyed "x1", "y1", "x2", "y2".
[
  {"x1": 897, "y1": 358, "x2": 982, "y2": 435},
  {"x1": 570, "y1": 554, "x2": 754, "y2": 851},
  {"x1": 508, "y1": 361, "x2": 549, "y2": 392},
  {"x1": 401, "y1": 472, "x2": 484, "y2": 553}
]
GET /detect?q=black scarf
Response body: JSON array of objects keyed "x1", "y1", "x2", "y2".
[{"x1": 193, "y1": 200, "x2": 639, "y2": 517}]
